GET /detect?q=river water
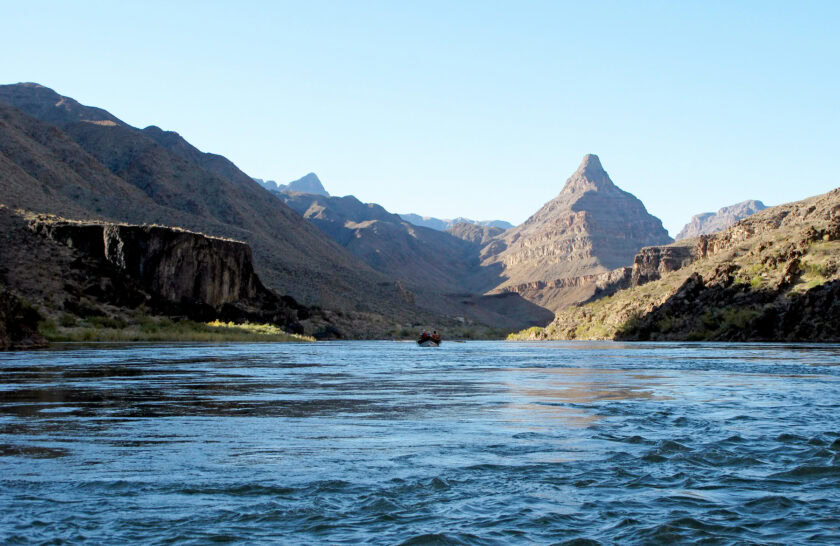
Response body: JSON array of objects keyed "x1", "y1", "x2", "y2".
[{"x1": 1, "y1": 341, "x2": 839, "y2": 544}]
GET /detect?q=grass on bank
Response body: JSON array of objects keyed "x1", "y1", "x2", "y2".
[{"x1": 39, "y1": 316, "x2": 314, "y2": 343}]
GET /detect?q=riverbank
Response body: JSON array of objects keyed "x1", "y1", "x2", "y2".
[{"x1": 38, "y1": 317, "x2": 314, "y2": 343}]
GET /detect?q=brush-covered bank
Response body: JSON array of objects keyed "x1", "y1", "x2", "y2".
[{"x1": 510, "y1": 188, "x2": 840, "y2": 342}]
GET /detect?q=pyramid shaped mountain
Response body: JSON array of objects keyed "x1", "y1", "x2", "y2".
[{"x1": 486, "y1": 154, "x2": 673, "y2": 288}]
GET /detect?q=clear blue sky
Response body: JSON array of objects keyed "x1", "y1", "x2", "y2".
[{"x1": 3, "y1": 1, "x2": 838, "y2": 236}]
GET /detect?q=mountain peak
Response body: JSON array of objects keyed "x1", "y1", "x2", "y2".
[
  {"x1": 576, "y1": 154, "x2": 604, "y2": 176},
  {"x1": 562, "y1": 153, "x2": 615, "y2": 194},
  {"x1": 286, "y1": 172, "x2": 329, "y2": 196}
]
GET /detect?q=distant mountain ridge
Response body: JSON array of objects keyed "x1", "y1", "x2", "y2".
[
  {"x1": 254, "y1": 173, "x2": 330, "y2": 196},
  {"x1": 274, "y1": 189, "x2": 552, "y2": 329},
  {"x1": 675, "y1": 199, "x2": 766, "y2": 240},
  {"x1": 399, "y1": 213, "x2": 513, "y2": 231},
  {"x1": 0, "y1": 82, "x2": 701, "y2": 335}
]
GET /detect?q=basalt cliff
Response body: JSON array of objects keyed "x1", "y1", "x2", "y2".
[{"x1": 0, "y1": 207, "x2": 317, "y2": 340}]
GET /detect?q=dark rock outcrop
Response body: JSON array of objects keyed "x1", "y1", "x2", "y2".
[
  {"x1": 0, "y1": 287, "x2": 47, "y2": 350},
  {"x1": 616, "y1": 273, "x2": 840, "y2": 342},
  {"x1": 630, "y1": 244, "x2": 697, "y2": 286},
  {"x1": 29, "y1": 219, "x2": 308, "y2": 330}
]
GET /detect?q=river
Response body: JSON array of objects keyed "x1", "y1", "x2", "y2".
[{"x1": 1, "y1": 341, "x2": 839, "y2": 543}]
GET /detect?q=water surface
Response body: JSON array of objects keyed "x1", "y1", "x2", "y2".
[{"x1": 2, "y1": 341, "x2": 840, "y2": 543}]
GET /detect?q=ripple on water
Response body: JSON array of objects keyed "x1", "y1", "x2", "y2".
[{"x1": 1, "y1": 341, "x2": 840, "y2": 543}]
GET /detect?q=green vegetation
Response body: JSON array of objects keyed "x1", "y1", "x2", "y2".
[
  {"x1": 39, "y1": 316, "x2": 314, "y2": 343},
  {"x1": 506, "y1": 326, "x2": 543, "y2": 340}
]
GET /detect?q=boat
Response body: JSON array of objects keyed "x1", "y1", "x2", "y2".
[{"x1": 417, "y1": 332, "x2": 442, "y2": 347}]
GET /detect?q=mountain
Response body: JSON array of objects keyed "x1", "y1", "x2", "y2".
[
  {"x1": 484, "y1": 154, "x2": 672, "y2": 300},
  {"x1": 254, "y1": 172, "x2": 330, "y2": 196},
  {"x1": 514, "y1": 188, "x2": 840, "y2": 341},
  {"x1": 285, "y1": 173, "x2": 329, "y2": 196},
  {"x1": 277, "y1": 191, "x2": 486, "y2": 292},
  {"x1": 675, "y1": 199, "x2": 767, "y2": 240},
  {"x1": 0, "y1": 83, "x2": 428, "y2": 334},
  {"x1": 274, "y1": 190, "x2": 551, "y2": 329},
  {"x1": 399, "y1": 213, "x2": 513, "y2": 231}
]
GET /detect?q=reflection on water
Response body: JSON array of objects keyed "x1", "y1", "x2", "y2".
[{"x1": 1, "y1": 341, "x2": 840, "y2": 543}]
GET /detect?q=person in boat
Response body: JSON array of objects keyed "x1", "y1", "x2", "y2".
[
  {"x1": 431, "y1": 331, "x2": 441, "y2": 343},
  {"x1": 419, "y1": 331, "x2": 431, "y2": 343}
]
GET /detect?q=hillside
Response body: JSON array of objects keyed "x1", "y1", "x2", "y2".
[
  {"x1": 0, "y1": 83, "x2": 427, "y2": 328},
  {"x1": 512, "y1": 188, "x2": 840, "y2": 341}
]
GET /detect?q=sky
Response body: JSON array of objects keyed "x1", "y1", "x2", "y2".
[{"x1": 2, "y1": 0, "x2": 839, "y2": 236}]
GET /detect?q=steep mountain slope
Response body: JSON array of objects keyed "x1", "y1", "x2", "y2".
[
  {"x1": 277, "y1": 192, "x2": 497, "y2": 294},
  {"x1": 675, "y1": 199, "x2": 766, "y2": 240},
  {"x1": 0, "y1": 83, "x2": 414, "y2": 320},
  {"x1": 514, "y1": 188, "x2": 840, "y2": 341}
]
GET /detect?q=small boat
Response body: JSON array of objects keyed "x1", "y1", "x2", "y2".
[{"x1": 417, "y1": 332, "x2": 442, "y2": 347}]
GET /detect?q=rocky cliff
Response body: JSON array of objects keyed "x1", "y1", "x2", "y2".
[
  {"x1": 630, "y1": 244, "x2": 696, "y2": 286},
  {"x1": 31, "y1": 221, "x2": 267, "y2": 307},
  {"x1": 513, "y1": 188, "x2": 840, "y2": 342},
  {"x1": 0, "y1": 204, "x2": 310, "y2": 335},
  {"x1": 675, "y1": 199, "x2": 766, "y2": 240}
]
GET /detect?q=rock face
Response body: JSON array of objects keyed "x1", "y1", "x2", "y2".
[
  {"x1": 27, "y1": 218, "x2": 309, "y2": 329},
  {"x1": 32, "y1": 222, "x2": 265, "y2": 306},
  {"x1": 485, "y1": 154, "x2": 673, "y2": 294},
  {"x1": 675, "y1": 200, "x2": 766, "y2": 240},
  {"x1": 630, "y1": 244, "x2": 696, "y2": 286}
]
